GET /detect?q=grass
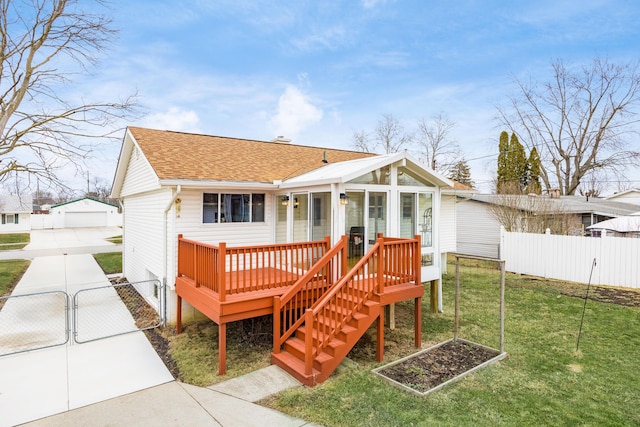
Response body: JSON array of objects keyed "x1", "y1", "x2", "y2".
[
  {"x1": 105, "y1": 235, "x2": 122, "y2": 244},
  {"x1": 167, "y1": 258, "x2": 640, "y2": 426},
  {"x1": 93, "y1": 252, "x2": 122, "y2": 274},
  {"x1": 0, "y1": 259, "x2": 30, "y2": 295},
  {"x1": 0, "y1": 233, "x2": 30, "y2": 250}
]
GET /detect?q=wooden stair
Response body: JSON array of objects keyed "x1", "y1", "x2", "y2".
[{"x1": 272, "y1": 298, "x2": 380, "y2": 386}]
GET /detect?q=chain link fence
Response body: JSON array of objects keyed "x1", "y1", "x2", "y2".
[
  {"x1": 73, "y1": 280, "x2": 162, "y2": 343},
  {"x1": 0, "y1": 290, "x2": 70, "y2": 357},
  {"x1": 0, "y1": 280, "x2": 163, "y2": 355}
]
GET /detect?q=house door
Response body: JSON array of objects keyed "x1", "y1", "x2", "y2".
[
  {"x1": 368, "y1": 192, "x2": 387, "y2": 244},
  {"x1": 311, "y1": 193, "x2": 330, "y2": 241},
  {"x1": 345, "y1": 192, "x2": 365, "y2": 258},
  {"x1": 291, "y1": 192, "x2": 331, "y2": 242}
]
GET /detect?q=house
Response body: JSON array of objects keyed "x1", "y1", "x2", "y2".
[
  {"x1": 586, "y1": 211, "x2": 640, "y2": 238},
  {"x1": 49, "y1": 197, "x2": 122, "y2": 228},
  {"x1": 0, "y1": 195, "x2": 32, "y2": 233},
  {"x1": 111, "y1": 126, "x2": 462, "y2": 382},
  {"x1": 457, "y1": 193, "x2": 640, "y2": 258},
  {"x1": 606, "y1": 188, "x2": 640, "y2": 206}
]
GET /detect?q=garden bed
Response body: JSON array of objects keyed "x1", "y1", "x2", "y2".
[{"x1": 372, "y1": 338, "x2": 507, "y2": 396}]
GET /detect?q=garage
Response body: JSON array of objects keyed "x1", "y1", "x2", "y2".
[
  {"x1": 64, "y1": 211, "x2": 108, "y2": 228},
  {"x1": 50, "y1": 197, "x2": 122, "y2": 229}
]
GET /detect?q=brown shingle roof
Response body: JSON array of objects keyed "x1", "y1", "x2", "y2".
[{"x1": 129, "y1": 127, "x2": 376, "y2": 183}]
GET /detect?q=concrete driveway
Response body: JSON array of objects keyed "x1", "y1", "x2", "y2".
[{"x1": 25, "y1": 226, "x2": 122, "y2": 250}]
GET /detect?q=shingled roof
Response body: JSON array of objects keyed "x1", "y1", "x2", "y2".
[{"x1": 128, "y1": 127, "x2": 376, "y2": 183}]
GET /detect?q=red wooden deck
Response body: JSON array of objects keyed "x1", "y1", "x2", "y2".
[{"x1": 175, "y1": 234, "x2": 425, "y2": 379}]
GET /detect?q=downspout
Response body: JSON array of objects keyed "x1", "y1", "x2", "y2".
[{"x1": 162, "y1": 185, "x2": 181, "y2": 324}]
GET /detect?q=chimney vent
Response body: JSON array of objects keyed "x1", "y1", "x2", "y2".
[{"x1": 271, "y1": 136, "x2": 291, "y2": 144}]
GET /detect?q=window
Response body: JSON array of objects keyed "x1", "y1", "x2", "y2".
[
  {"x1": 203, "y1": 193, "x2": 265, "y2": 223},
  {"x1": 1, "y1": 213, "x2": 17, "y2": 224}
]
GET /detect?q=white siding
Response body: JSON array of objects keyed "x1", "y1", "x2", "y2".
[
  {"x1": 120, "y1": 146, "x2": 160, "y2": 197},
  {"x1": 457, "y1": 199, "x2": 502, "y2": 258},
  {"x1": 122, "y1": 188, "x2": 170, "y2": 295},
  {"x1": 439, "y1": 194, "x2": 456, "y2": 253}
]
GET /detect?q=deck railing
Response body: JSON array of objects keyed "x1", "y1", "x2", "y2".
[
  {"x1": 273, "y1": 234, "x2": 421, "y2": 375},
  {"x1": 177, "y1": 234, "x2": 331, "y2": 302},
  {"x1": 273, "y1": 236, "x2": 348, "y2": 351}
]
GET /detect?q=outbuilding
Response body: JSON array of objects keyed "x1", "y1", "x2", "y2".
[{"x1": 49, "y1": 197, "x2": 122, "y2": 228}]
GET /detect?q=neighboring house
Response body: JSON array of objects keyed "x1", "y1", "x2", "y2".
[
  {"x1": 606, "y1": 188, "x2": 640, "y2": 206},
  {"x1": 457, "y1": 193, "x2": 640, "y2": 258},
  {"x1": 49, "y1": 197, "x2": 122, "y2": 228},
  {"x1": 0, "y1": 195, "x2": 32, "y2": 233},
  {"x1": 110, "y1": 127, "x2": 463, "y2": 324},
  {"x1": 586, "y1": 211, "x2": 640, "y2": 238}
]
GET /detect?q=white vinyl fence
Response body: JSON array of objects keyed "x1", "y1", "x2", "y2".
[{"x1": 501, "y1": 228, "x2": 640, "y2": 289}]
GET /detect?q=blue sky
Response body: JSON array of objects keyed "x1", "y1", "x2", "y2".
[{"x1": 72, "y1": 0, "x2": 640, "y2": 193}]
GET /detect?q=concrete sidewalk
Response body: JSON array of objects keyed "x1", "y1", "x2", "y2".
[
  {"x1": 24, "y1": 371, "x2": 317, "y2": 427},
  {"x1": 0, "y1": 254, "x2": 174, "y2": 427}
]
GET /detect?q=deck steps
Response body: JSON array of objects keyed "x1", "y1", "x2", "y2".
[{"x1": 272, "y1": 296, "x2": 380, "y2": 386}]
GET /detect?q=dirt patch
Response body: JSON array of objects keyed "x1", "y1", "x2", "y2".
[
  {"x1": 110, "y1": 277, "x2": 181, "y2": 379},
  {"x1": 376, "y1": 340, "x2": 501, "y2": 393}
]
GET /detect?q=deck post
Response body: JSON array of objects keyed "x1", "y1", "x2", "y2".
[
  {"x1": 218, "y1": 242, "x2": 226, "y2": 302},
  {"x1": 376, "y1": 309, "x2": 385, "y2": 362},
  {"x1": 273, "y1": 297, "x2": 281, "y2": 354},
  {"x1": 430, "y1": 280, "x2": 439, "y2": 313},
  {"x1": 304, "y1": 309, "x2": 313, "y2": 376},
  {"x1": 176, "y1": 295, "x2": 182, "y2": 334},
  {"x1": 414, "y1": 296, "x2": 422, "y2": 347},
  {"x1": 218, "y1": 322, "x2": 227, "y2": 375}
]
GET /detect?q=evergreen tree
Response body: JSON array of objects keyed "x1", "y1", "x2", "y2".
[
  {"x1": 509, "y1": 133, "x2": 528, "y2": 191},
  {"x1": 497, "y1": 131, "x2": 510, "y2": 193},
  {"x1": 527, "y1": 147, "x2": 543, "y2": 194},
  {"x1": 448, "y1": 160, "x2": 474, "y2": 188}
]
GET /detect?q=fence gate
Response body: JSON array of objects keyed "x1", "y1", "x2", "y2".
[
  {"x1": 0, "y1": 290, "x2": 70, "y2": 357},
  {"x1": 0, "y1": 280, "x2": 164, "y2": 356},
  {"x1": 73, "y1": 279, "x2": 164, "y2": 344}
]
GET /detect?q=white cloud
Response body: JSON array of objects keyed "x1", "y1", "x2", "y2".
[
  {"x1": 142, "y1": 107, "x2": 201, "y2": 132},
  {"x1": 269, "y1": 86, "x2": 323, "y2": 139}
]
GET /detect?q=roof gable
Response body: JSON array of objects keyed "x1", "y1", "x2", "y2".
[
  {"x1": 281, "y1": 152, "x2": 452, "y2": 188},
  {"x1": 123, "y1": 127, "x2": 376, "y2": 184},
  {"x1": 51, "y1": 197, "x2": 118, "y2": 209}
]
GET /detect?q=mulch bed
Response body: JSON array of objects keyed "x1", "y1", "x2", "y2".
[{"x1": 375, "y1": 339, "x2": 501, "y2": 394}]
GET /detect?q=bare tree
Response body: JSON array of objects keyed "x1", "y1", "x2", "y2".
[
  {"x1": 0, "y1": 0, "x2": 137, "y2": 187},
  {"x1": 351, "y1": 130, "x2": 374, "y2": 153},
  {"x1": 489, "y1": 194, "x2": 582, "y2": 235},
  {"x1": 497, "y1": 58, "x2": 640, "y2": 195},
  {"x1": 374, "y1": 113, "x2": 413, "y2": 154},
  {"x1": 416, "y1": 113, "x2": 459, "y2": 173}
]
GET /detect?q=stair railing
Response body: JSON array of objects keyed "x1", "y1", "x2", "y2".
[
  {"x1": 273, "y1": 236, "x2": 347, "y2": 353},
  {"x1": 302, "y1": 237, "x2": 385, "y2": 374}
]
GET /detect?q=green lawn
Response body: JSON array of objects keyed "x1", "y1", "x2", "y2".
[
  {"x1": 0, "y1": 259, "x2": 30, "y2": 295},
  {"x1": 165, "y1": 259, "x2": 640, "y2": 426},
  {"x1": 93, "y1": 252, "x2": 122, "y2": 274},
  {"x1": 0, "y1": 233, "x2": 30, "y2": 250},
  {"x1": 259, "y1": 260, "x2": 640, "y2": 426}
]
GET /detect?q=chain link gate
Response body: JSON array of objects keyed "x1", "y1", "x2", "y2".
[
  {"x1": 73, "y1": 279, "x2": 164, "y2": 344},
  {"x1": 0, "y1": 279, "x2": 164, "y2": 355},
  {"x1": 0, "y1": 290, "x2": 70, "y2": 357}
]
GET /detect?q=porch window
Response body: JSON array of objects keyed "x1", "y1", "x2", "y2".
[
  {"x1": 348, "y1": 165, "x2": 391, "y2": 185},
  {"x1": 202, "y1": 193, "x2": 265, "y2": 223}
]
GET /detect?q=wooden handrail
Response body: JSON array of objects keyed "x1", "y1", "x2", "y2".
[
  {"x1": 274, "y1": 236, "x2": 347, "y2": 350},
  {"x1": 177, "y1": 236, "x2": 330, "y2": 299}
]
